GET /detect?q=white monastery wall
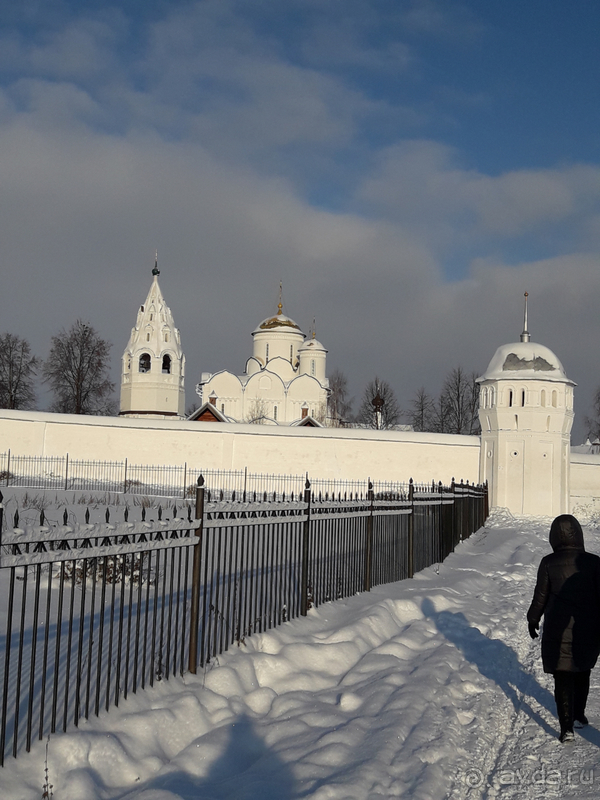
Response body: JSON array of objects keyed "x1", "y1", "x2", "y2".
[
  {"x1": 0, "y1": 410, "x2": 480, "y2": 486},
  {"x1": 569, "y1": 454, "x2": 600, "y2": 514}
]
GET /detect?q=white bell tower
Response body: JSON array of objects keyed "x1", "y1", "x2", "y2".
[
  {"x1": 119, "y1": 256, "x2": 185, "y2": 419},
  {"x1": 477, "y1": 294, "x2": 574, "y2": 516}
]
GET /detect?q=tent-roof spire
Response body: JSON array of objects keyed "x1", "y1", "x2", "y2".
[
  {"x1": 278, "y1": 281, "x2": 283, "y2": 315},
  {"x1": 152, "y1": 250, "x2": 160, "y2": 277},
  {"x1": 520, "y1": 292, "x2": 530, "y2": 343}
]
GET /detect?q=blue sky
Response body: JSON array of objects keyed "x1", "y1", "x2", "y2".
[{"x1": 1, "y1": 0, "x2": 600, "y2": 441}]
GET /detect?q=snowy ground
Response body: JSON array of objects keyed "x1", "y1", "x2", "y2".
[{"x1": 2, "y1": 511, "x2": 600, "y2": 799}]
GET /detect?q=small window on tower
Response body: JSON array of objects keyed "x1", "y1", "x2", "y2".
[
  {"x1": 274, "y1": 406, "x2": 278, "y2": 420},
  {"x1": 139, "y1": 353, "x2": 151, "y2": 373},
  {"x1": 311, "y1": 360, "x2": 315, "y2": 376},
  {"x1": 150, "y1": 313, "x2": 153, "y2": 321},
  {"x1": 162, "y1": 355, "x2": 171, "y2": 374},
  {"x1": 290, "y1": 345, "x2": 293, "y2": 362},
  {"x1": 266, "y1": 344, "x2": 269, "y2": 362},
  {"x1": 521, "y1": 390, "x2": 526, "y2": 407},
  {"x1": 221, "y1": 403, "x2": 225, "y2": 414},
  {"x1": 146, "y1": 333, "x2": 150, "y2": 342},
  {"x1": 164, "y1": 332, "x2": 169, "y2": 343}
]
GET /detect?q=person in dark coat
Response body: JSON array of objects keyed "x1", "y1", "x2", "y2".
[{"x1": 527, "y1": 514, "x2": 600, "y2": 742}]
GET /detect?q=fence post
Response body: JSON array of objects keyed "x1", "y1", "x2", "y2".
[
  {"x1": 300, "y1": 476, "x2": 311, "y2": 616},
  {"x1": 364, "y1": 479, "x2": 374, "y2": 592},
  {"x1": 188, "y1": 475, "x2": 205, "y2": 674},
  {"x1": 408, "y1": 478, "x2": 414, "y2": 579},
  {"x1": 64, "y1": 453, "x2": 69, "y2": 491},
  {"x1": 123, "y1": 458, "x2": 128, "y2": 494},
  {"x1": 0, "y1": 489, "x2": 3, "y2": 550},
  {"x1": 6, "y1": 450, "x2": 10, "y2": 486},
  {"x1": 182, "y1": 463, "x2": 187, "y2": 500}
]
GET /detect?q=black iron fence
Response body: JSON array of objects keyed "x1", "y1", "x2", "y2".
[
  {"x1": 0, "y1": 475, "x2": 488, "y2": 764},
  {"x1": 1, "y1": 451, "x2": 385, "y2": 500}
]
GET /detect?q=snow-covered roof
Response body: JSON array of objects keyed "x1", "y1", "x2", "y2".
[
  {"x1": 477, "y1": 341, "x2": 574, "y2": 385},
  {"x1": 298, "y1": 337, "x2": 326, "y2": 352},
  {"x1": 253, "y1": 312, "x2": 303, "y2": 334}
]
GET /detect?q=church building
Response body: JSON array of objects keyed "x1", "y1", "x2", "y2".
[
  {"x1": 119, "y1": 258, "x2": 186, "y2": 419},
  {"x1": 119, "y1": 266, "x2": 329, "y2": 426},
  {"x1": 194, "y1": 301, "x2": 329, "y2": 425}
]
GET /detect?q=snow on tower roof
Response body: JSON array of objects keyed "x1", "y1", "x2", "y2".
[{"x1": 477, "y1": 341, "x2": 573, "y2": 384}]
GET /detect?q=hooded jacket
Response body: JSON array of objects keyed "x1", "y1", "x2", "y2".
[{"x1": 527, "y1": 515, "x2": 600, "y2": 673}]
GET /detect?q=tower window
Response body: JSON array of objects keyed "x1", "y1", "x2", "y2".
[
  {"x1": 162, "y1": 354, "x2": 171, "y2": 374},
  {"x1": 266, "y1": 344, "x2": 269, "y2": 362},
  {"x1": 552, "y1": 390, "x2": 557, "y2": 408},
  {"x1": 311, "y1": 360, "x2": 316, "y2": 376},
  {"x1": 541, "y1": 390, "x2": 546, "y2": 407},
  {"x1": 508, "y1": 390, "x2": 513, "y2": 407},
  {"x1": 150, "y1": 313, "x2": 153, "y2": 321},
  {"x1": 139, "y1": 353, "x2": 151, "y2": 373},
  {"x1": 521, "y1": 390, "x2": 526, "y2": 407},
  {"x1": 274, "y1": 406, "x2": 278, "y2": 420},
  {"x1": 221, "y1": 403, "x2": 225, "y2": 414},
  {"x1": 290, "y1": 345, "x2": 293, "y2": 362},
  {"x1": 146, "y1": 333, "x2": 150, "y2": 342},
  {"x1": 164, "y1": 332, "x2": 169, "y2": 342}
]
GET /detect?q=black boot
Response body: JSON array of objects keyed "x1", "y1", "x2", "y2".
[
  {"x1": 554, "y1": 672, "x2": 575, "y2": 743},
  {"x1": 574, "y1": 671, "x2": 590, "y2": 727}
]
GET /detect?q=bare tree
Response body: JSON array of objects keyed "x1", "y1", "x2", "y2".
[
  {"x1": 245, "y1": 398, "x2": 270, "y2": 424},
  {"x1": 437, "y1": 367, "x2": 480, "y2": 435},
  {"x1": 43, "y1": 320, "x2": 116, "y2": 415},
  {"x1": 0, "y1": 333, "x2": 39, "y2": 409},
  {"x1": 585, "y1": 389, "x2": 600, "y2": 441},
  {"x1": 327, "y1": 369, "x2": 353, "y2": 426},
  {"x1": 408, "y1": 387, "x2": 435, "y2": 432},
  {"x1": 357, "y1": 377, "x2": 401, "y2": 430}
]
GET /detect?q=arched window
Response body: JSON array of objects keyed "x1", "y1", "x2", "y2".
[
  {"x1": 139, "y1": 353, "x2": 151, "y2": 373},
  {"x1": 311, "y1": 360, "x2": 316, "y2": 376},
  {"x1": 164, "y1": 332, "x2": 169, "y2": 343},
  {"x1": 552, "y1": 390, "x2": 557, "y2": 408},
  {"x1": 266, "y1": 344, "x2": 269, "y2": 362},
  {"x1": 490, "y1": 388, "x2": 495, "y2": 407},
  {"x1": 508, "y1": 390, "x2": 513, "y2": 407},
  {"x1": 162, "y1": 354, "x2": 171, "y2": 374},
  {"x1": 274, "y1": 406, "x2": 278, "y2": 421},
  {"x1": 290, "y1": 345, "x2": 293, "y2": 362},
  {"x1": 146, "y1": 333, "x2": 150, "y2": 342},
  {"x1": 541, "y1": 389, "x2": 546, "y2": 407},
  {"x1": 521, "y1": 390, "x2": 526, "y2": 407}
]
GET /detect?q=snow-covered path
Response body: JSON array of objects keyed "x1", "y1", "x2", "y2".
[{"x1": 2, "y1": 511, "x2": 600, "y2": 799}]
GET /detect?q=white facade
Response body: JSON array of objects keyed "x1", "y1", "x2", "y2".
[
  {"x1": 196, "y1": 304, "x2": 329, "y2": 424},
  {"x1": 477, "y1": 330, "x2": 574, "y2": 516},
  {"x1": 120, "y1": 260, "x2": 185, "y2": 419}
]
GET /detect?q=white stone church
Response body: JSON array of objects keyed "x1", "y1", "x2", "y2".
[{"x1": 119, "y1": 262, "x2": 329, "y2": 426}]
